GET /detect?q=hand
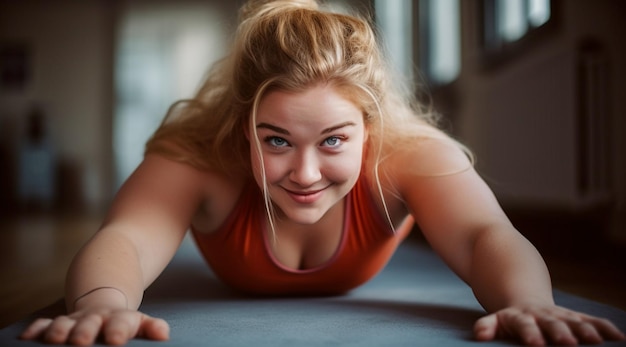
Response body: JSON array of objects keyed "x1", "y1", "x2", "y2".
[
  {"x1": 473, "y1": 304, "x2": 625, "y2": 346},
  {"x1": 20, "y1": 308, "x2": 169, "y2": 346}
]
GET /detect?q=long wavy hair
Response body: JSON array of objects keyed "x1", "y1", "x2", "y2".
[{"x1": 145, "y1": 0, "x2": 471, "y2": 229}]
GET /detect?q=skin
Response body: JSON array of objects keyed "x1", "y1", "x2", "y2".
[
  {"x1": 20, "y1": 83, "x2": 625, "y2": 346},
  {"x1": 248, "y1": 86, "x2": 368, "y2": 268}
]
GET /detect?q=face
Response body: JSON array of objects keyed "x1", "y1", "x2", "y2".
[{"x1": 249, "y1": 83, "x2": 368, "y2": 225}]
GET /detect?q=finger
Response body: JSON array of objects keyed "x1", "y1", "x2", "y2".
[
  {"x1": 537, "y1": 317, "x2": 577, "y2": 346},
  {"x1": 68, "y1": 314, "x2": 104, "y2": 346},
  {"x1": 474, "y1": 314, "x2": 498, "y2": 341},
  {"x1": 43, "y1": 316, "x2": 76, "y2": 344},
  {"x1": 506, "y1": 313, "x2": 546, "y2": 346},
  {"x1": 586, "y1": 317, "x2": 626, "y2": 341},
  {"x1": 102, "y1": 312, "x2": 140, "y2": 346},
  {"x1": 137, "y1": 315, "x2": 170, "y2": 341},
  {"x1": 569, "y1": 321, "x2": 602, "y2": 345},
  {"x1": 19, "y1": 318, "x2": 53, "y2": 340}
]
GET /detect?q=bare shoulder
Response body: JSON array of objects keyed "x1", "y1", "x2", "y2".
[
  {"x1": 127, "y1": 154, "x2": 241, "y2": 198},
  {"x1": 107, "y1": 154, "x2": 245, "y2": 233},
  {"x1": 367, "y1": 137, "x2": 471, "y2": 222},
  {"x1": 138, "y1": 155, "x2": 246, "y2": 233},
  {"x1": 392, "y1": 137, "x2": 471, "y2": 178},
  {"x1": 143, "y1": 153, "x2": 246, "y2": 209}
]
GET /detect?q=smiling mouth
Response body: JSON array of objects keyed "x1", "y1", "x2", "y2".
[{"x1": 283, "y1": 186, "x2": 328, "y2": 204}]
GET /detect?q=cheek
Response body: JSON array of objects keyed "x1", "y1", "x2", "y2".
[
  {"x1": 263, "y1": 157, "x2": 287, "y2": 181},
  {"x1": 249, "y1": 143, "x2": 265, "y2": 187},
  {"x1": 250, "y1": 154, "x2": 262, "y2": 186},
  {"x1": 324, "y1": 149, "x2": 364, "y2": 182},
  {"x1": 251, "y1": 153, "x2": 288, "y2": 185}
]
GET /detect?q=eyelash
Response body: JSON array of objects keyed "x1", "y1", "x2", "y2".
[
  {"x1": 322, "y1": 136, "x2": 344, "y2": 148},
  {"x1": 264, "y1": 136, "x2": 289, "y2": 148},
  {"x1": 262, "y1": 135, "x2": 346, "y2": 149}
]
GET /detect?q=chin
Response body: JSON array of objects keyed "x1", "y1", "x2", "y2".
[
  {"x1": 274, "y1": 204, "x2": 328, "y2": 225},
  {"x1": 267, "y1": 184, "x2": 350, "y2": 225}
]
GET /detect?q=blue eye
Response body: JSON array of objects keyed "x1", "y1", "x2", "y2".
[
  {"x1": 265, "y1": 136, "x2": 289, "y2": 147},
  {"x1": 323, "y1": 136, "x2": 342, "y2": 147}
]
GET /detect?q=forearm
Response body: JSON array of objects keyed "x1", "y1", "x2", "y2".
[
  {"x1": 65, "y1": 229, "x2": 146, "y2": 312},
  {"x1": 469, "y1": 227, "x2": 554, "y2": 313}
]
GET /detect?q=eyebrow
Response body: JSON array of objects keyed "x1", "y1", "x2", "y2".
[{"x1": 256, "y1": 121, "x2": 356, "y2": 135}]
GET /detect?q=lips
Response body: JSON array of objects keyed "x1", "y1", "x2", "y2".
[{"x1": 283, "y1": 187, "x2": 327, "y2": 204}]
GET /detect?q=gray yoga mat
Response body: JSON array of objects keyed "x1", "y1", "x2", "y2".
[{"x1": 2, "y1": 235, "x2": 625, "y2": 346}]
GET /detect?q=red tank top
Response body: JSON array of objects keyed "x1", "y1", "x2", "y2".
[{"x1": 191, "y1": 177, "x2": 414, "y2": 296}]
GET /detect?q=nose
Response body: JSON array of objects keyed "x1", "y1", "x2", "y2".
[{"x1": 289, "y1": 149, "x2": 322, "y2": 187}]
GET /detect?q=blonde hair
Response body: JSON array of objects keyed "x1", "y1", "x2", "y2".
[{"x1": 145, "y1": 0, "x2": 471, "y2": 229}]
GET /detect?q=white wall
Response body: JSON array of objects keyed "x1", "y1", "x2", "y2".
[
  {"x1": 0, "y1": 0, "x2": 241, "y2": 213},
  {"x1": 455, "y1": 0, "x2": 626, "y2": 242},
  {"x1": 0, "y1": 1, "x2": 113, "y2": 212}
]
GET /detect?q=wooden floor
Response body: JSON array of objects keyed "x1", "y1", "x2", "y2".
[
  {"x1": 0, "y1": 213, "x2": 101, "y2": 328},
  {"x1": 1, "y1": 213, "x2": 625, "y2": 330}
]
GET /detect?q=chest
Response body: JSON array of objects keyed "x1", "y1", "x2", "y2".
[
  {"x1": 268, "y1": 201, "x2": 346, "y2": 270},
  {"x1": 190, "y1": 190, "x2": 412, "y2": 295},
  {"x1": 191, "y1": 178, "x2": 410, "y2": 271}
]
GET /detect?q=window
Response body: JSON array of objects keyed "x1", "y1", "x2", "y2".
[
  {"x1": 374, "y1": 0, "x2": 461, "y2": 87},
  {"x1": 374, "y1": 0, "x2": 415, "y2": 86},
  {"x1": 113, "y1": 3, "x2": 229, "y2": 187},
  {"x1": 482, "y1": 0, "x2": 553, "y2": 58},
  {"x1": 418, "y1": 0, "x2": 461, "y2": 86}
]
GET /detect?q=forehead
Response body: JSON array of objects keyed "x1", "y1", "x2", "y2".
[{"x1": 255, "y1": 84, "x2": 363, "y2": 125}]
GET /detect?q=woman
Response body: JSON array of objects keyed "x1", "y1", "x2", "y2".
[{"x1": 21, "y1": 0, "x2": 625, "y2": 345}]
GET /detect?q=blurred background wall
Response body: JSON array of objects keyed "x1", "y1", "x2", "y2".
[
  {"x1": 1, "y1": 0, "x2": 625, "y2": 251},
  {"x1": 451, "y1": 0, "x2": 626, "y2": 251},
  {"x1": 1, "y1": 1, "x2": 114, "y2": 213}
]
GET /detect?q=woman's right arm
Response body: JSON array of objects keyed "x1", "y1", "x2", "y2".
[{"x1": 20, "y1": 154, "x2": 211, "y2": 345}]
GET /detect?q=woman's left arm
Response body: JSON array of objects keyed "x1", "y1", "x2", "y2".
[{"x1": 392, "y1": 140, "x2": 625, "y2": 346}]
